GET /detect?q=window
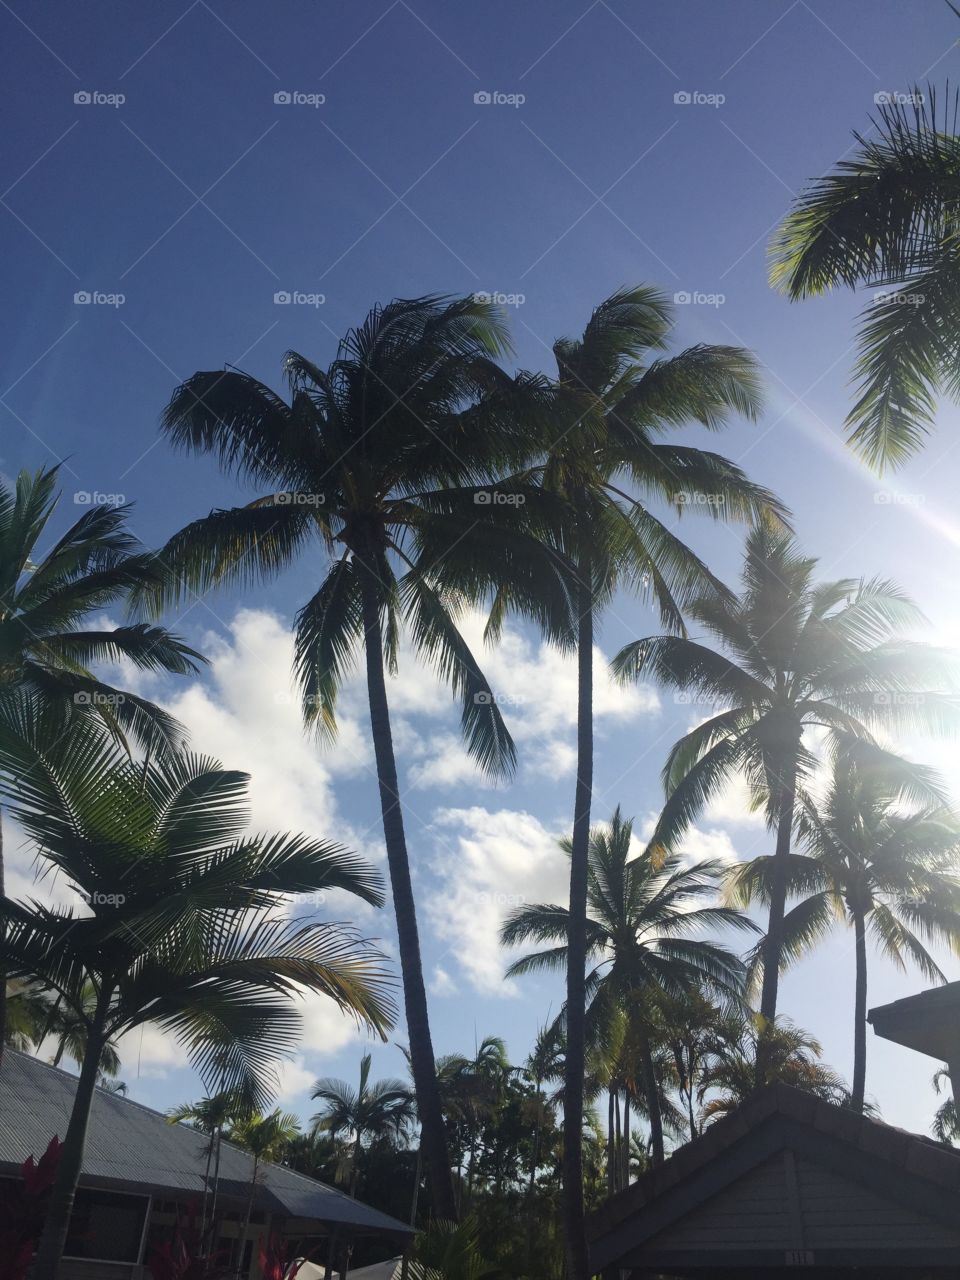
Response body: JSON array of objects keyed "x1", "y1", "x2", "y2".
[{"x1": 65, "y1": 1188, "x2": 148, "y2": 1262}]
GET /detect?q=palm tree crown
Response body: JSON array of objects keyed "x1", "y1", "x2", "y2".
[
  {"x1": 150, "y1": 294, "x2": 571, "y2": 1220},
  {"x1": 614, "y1": 526, "x2": 959, "y2": 1022},
  {"x1": 770, "y1": 89, "x2": 960, "y2": 468},
  {"x1": 501, "y1": 807, "x2": 754, "y2": 1162},
  {"x1": 312, "y1": 1052, "x2": 416, "y2": 1196},
  {"x1": 0, "y1": 465, "x2": 203, "y2": 749},
  {"x1": 729, "y1": 743, "x2": 960, "y2": 1107}
]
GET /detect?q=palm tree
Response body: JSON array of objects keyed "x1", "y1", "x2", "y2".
[
  {"x1": 932, "y1": 1067, "x2": 960, "y2": 1144},
  {"x1": 505, "y1": 285, "x2": 778, "y2": 1279},
  {"x1": 613, "y1": 527, "x2": 959, "y2": 1027},
  {"x1": 168, "y1": 1089, "x2": 249, "y2": 1250},
  {"x1": 501, "y1": 806, "x2": 755, "y2": 1165},
  {"x1": 770, "y1": 88, "x2": 960, "y2": 469},
  {"x1": 699, "y1": 1017, "x2": 847, "y2": 1122},
  {"x1": 230, "y1": 1109, "x2": 301, "y2": 1277},
  {"x1": 0, "y1": 695, "x2": 393, "y2": 1280},
  {"x1": 148, "y1": 295, "x2": 567, "y2": 1218},
  {"x1": 0, "y1": 465, "x2": 204, "y2": 1062},
  {"x1": 311, "y1": 1052, "x2": 416, "y2": 1197},
  {"x1": 729, "y1": 743, "x2": 960, "y2": 1110}
]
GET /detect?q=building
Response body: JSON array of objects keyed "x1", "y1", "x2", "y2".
[
  {"x1": 869, "y1": 979, "x2": 960, "y2": 1097},
  {"x1": 0, "y1": 1050, "x2": 412, "y2": 1280},
  {"x1": 587, "y1": 1082, "x2": 960, "y2": 1277}
]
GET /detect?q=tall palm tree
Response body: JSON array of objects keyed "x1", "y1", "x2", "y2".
[
  {"x1": 770, "y1": 88, "x2": 960, "y2": 469},
  {"x1": 168, "y1": 1090, "x2": 249, "y2": 1251},
  {"x1": 504, "y1": 286, "x2": 778, "y2": 1276},
  {"x1": 230, "y1": 1109, "x2": 301, "y2": 1277},
  {"x1": 501, "y1": 807, "x2": 755, "y2": 1165},
  {"x1": 729, "y1": 744, "x2": 960, "y2": 1110},
  {"x1": 613, "y1": 527, "x2": 959, "y2": 1026},
  {"x1": 0, "y1": 465, "x2": 204, "y2": 1061},
  {"x1": 148, "y1": 295, "x2": 568, "y2": 1218},
  {"x1": 698, "y1": 1017, "x2": 847, "y2": 1122},
  {"x1": 311, "y1": 1052, "x2": 416, "y2": 1197},
  {"x1": 0, "y1": 695, "x2": 393, "y2": 1280}
]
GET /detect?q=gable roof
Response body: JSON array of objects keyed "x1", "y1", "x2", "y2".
[
  {"x1": 587, "y1": 1083, "x2": 960, "y2": 1274},
  {"x1": 0, "y1": 1051, "x2": 411, "y2": 1238}
]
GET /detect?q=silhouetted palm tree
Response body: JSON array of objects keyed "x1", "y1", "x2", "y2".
[
  {"x1": 770, "y1": 88, "x2": 960, "y2": 469},
  {"x1": 151, "y1": 295, "x2": 566, "y2": 1217},
  {"x1": 730, "y1": 743, "x2": 960, "y2": 1109},
  {"x1": 311, "y1": 1052, "x2": 416, "y2": 1196},
  {"x1": 614, "y1": 527, "x2": 959, "y2": 1025},
  {"x1": 505, "y1": 286, "x2": 777, "y2": 1276},
  {"x1": 502, "y1": 807, "x2": 754, "y2": 1164}
]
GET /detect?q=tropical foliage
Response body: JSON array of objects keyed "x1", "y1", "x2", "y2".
[{"x1": 6, "y1": 246, "x2": 960, "y2": 1280}]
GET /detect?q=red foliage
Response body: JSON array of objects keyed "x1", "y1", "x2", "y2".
[
  {"x1": 258, "y1": 1232, "x2": 315, "y2": 1280},
  {"x1": 0, "y1": 1135, "x2": 63, "y2": 1280},
  {"x1": 147, "y1": 1204, "x2": 231, "y2": 1280}
]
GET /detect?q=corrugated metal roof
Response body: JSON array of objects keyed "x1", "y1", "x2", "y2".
[{"x1": 0, "y1": 1051, "x2": 411, "y2": 1237}]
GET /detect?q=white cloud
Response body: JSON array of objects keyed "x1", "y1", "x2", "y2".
[
  {"x1": 429, "y1": 966, "x2": 458, "y2": 997},
  {"x1": 425, "y1": 806, "x2": 569, "y2": 996},
  {"x1": 393, "y1": 609, "x2": 660, "y2": 788}
]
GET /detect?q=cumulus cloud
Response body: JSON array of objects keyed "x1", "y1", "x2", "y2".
[{"x1": 425, "y1": 806, "x2": 569, "y2": 997}]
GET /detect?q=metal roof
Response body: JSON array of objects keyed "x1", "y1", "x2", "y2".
[{"x1": 0, "y1": 1050, "x2": 412, "y2": 1238}]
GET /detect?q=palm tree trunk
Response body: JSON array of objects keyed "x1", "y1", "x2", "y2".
[
  {"x1": 613, "y1": 1089, "x2": 621, "y2": 1193},
  {"x1": 357, "y1": 550, "x2": 457, "y2": 1222},
  {"x1": 32, "y1": 1012, "x2": 109, "y2": 1280},
  {"x1": 638, "y1": 1036, "x2": 664, "y2": 1166},
  {"x1": 200, "y1": 1133, "x2": 215, "y2": 1246},
  {"x1": 410, "y1": 1145, "x2": 422, "y2": 1227},
  {"x1": 606, "y1": 1087, "x2": 615, "y2": 1194},
  {"x1": 563, "y1": 567, "x2": 593, "y2": 1280},
  {"x1": 349, "y1": 1132, "x2": 361, "y2": 1198},
  {"x1": 759, "y1": 753, "x2": 798, "y2": 1025},
  {"x1": 238, "y1": 1153, "x2": 259, "y2": 1280},
  {"x1": 208, "y1": 1125, "x2": 224, "y2": 1254},
  {"x1": 852, "y1": 907, "x2": 869, "y2": 1111},
  {"x1": 622, "y1": 1090, "x2": 630, "y2": 1188}
]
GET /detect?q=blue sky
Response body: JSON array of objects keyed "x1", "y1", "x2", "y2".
[{"x1": 3, "y1": 0, "x2": 960, "y2": 1137}]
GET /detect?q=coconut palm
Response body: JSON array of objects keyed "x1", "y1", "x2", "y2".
[
  {"x1": 501, "y1": 806, "x2": 755, "y2": 1165},
  {"x1": 168, "y1": 1089, "x2": 249, "y2": 1251},
  {"x1": 503, "y1": 285, "x2": 778, "y2": 1276},
  {"x1": 0, "y1": 465, "x2": 204, "y2": 1061},
  {"x1": 147, "y1": 295, "x2": 571, "y2": 1218},
  {"x1": 729, "y1": 743, "x2": 960, "y2": 1110},
  {"x1": 0, "y1": 694, "x2": 392, "y2": 1280},
  {"x1": 932, "y1": 1067, "x2": 960, "y2": 1144},
  {"x1": 230, "y1": 1109, "x2": 301, "y2": 1276},
  {"x1": 770, "y1": 88, "x2": 960, "y2": 469},
  {"x1": 311, "y1": 1052, "x2": 416, "y2": 1197},
  {"x1": 613, "y1": 527, "x2": 959, "y2": 1026},
  {"x1": 698, "y1": 1017, "x2": 847, "y2": 1122}
]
